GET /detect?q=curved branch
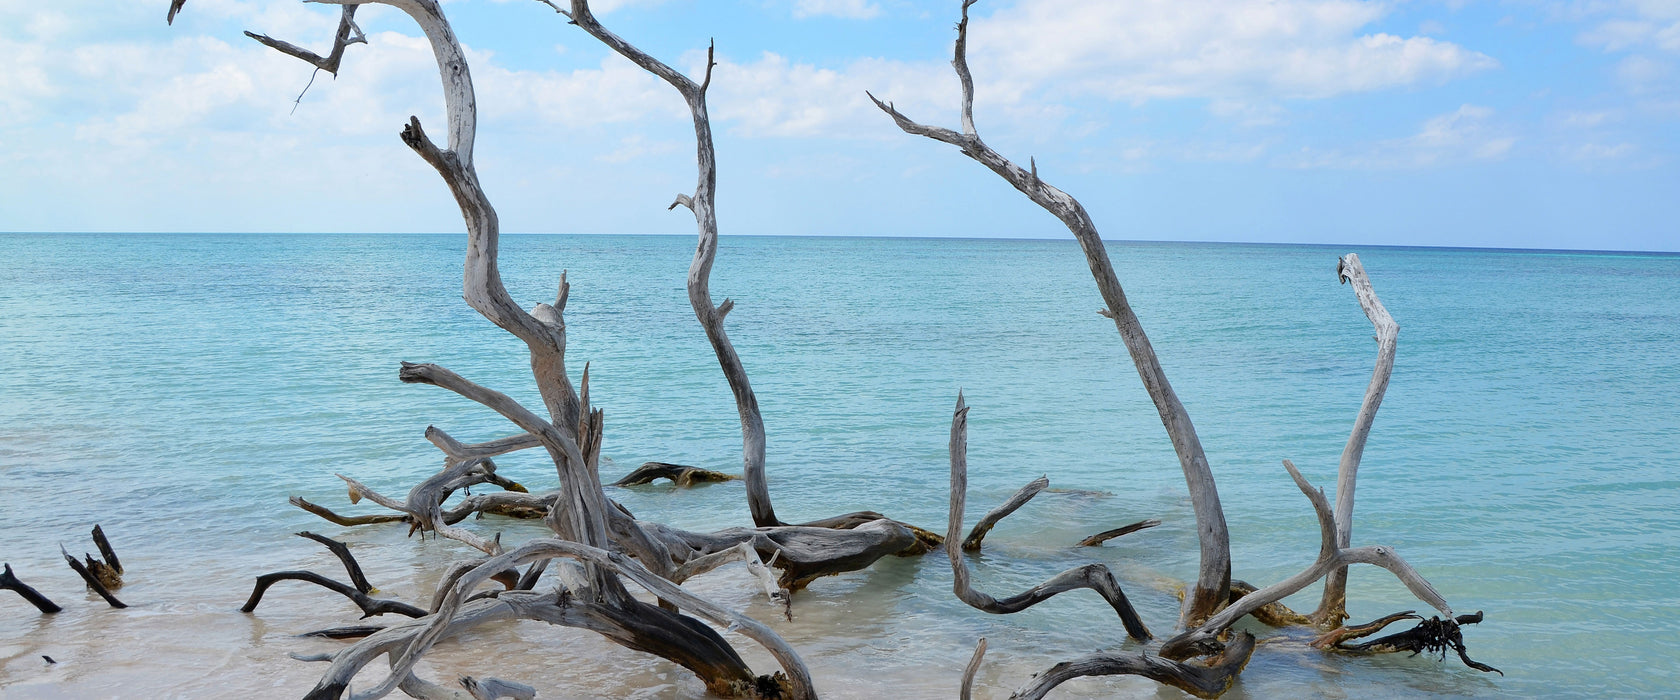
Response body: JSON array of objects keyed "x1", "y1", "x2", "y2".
[
  {"x1": 1315, "y1": 252, "x2": 1401, "y2": 626},
  {"x1": 240, "y1": 570, "x2": 426, "y2": 618},
  {"x1": 875, "y1": 0, "x2": 1230, "y2": 626},
  {"x1": 948, "y1": 395, "x2": 1150, "y2": 641},
  {"x1": 961, "y1": 475, "x2": 1047, "y2": 551},
  {"x1": 1011, "y1": 631, "x2": 1255, "y2": 700}
]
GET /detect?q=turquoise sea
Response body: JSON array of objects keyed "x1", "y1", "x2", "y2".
[{"x1": 0, "y1": 233, "x2": 1676, "y2": 698}]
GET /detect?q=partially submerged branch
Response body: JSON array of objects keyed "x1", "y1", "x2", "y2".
[
  {"x1": 1076, "y1": 519, "x2": 1162, "y2": 547},
  {"x1": 949, "y1": 394, "x2": 1150, "y2": 642},
  {"x1": 1011, "y1": 631, "x2": 1256, "y2": 700},
  {"x1": 961, "y1": 475, "x2": 1047, "y2": 551},
  {"x1": 0, "y1": 564, "x2": 61, "y2": 614},
  {"x1": 612, "y1": 462, "x2": 739, "y2": 487}
]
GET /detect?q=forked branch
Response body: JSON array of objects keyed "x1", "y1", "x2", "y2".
[{"x1": 874, "y1": 0, "x2": 1230, "y2": 626}]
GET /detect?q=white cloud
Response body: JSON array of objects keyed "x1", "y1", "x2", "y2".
[
  {"x1": 965, "y1": 0, "x2": 1497, "y2": 102},
  {"x1": 792, "y1": 0, "x2": 881, "y2": 20},
  {"x1": 1282, "y1": 104, "x2": 1515, "y2": 168}
]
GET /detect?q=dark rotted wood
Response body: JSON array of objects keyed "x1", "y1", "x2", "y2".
[
  {"x1": 582, "y1": 596, "x2": 766, "y2": 697},
  {"x1": 1076, "y1": 519, "x2": 1162, "y2": 547},
  {"x1": 299, "y1": 625, "x2": 385, "y2": 639},
  {"x1": 295, "y1": 532, "x2": 375, "y2": 594},
  {"x1": 1012, "y1": 631, "x2": 1256, "y2": 700},
  {"x1": 612, "y1": 462, "x2": 738, "y2": 487},
  {"x1": 60, "y1": 545, "x2": 124, "y2": 608},
  {"x1": 241, "y1": 571, "x2": 425, "y2": 618},
  {"x1": 1333, "y1": 611, "x2": 1500, "y2": 674},
  {"x1": 1, "y1": 563, "x2": 62, "y2": 614},
  {"x1": 91, "y1": 525, "x2": 122, "y2": 575},
  {"x1": 798, "y1": 511, "x2": 944, "y2": 554}
]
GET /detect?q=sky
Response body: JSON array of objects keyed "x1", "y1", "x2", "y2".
[{"x1": 1, "y1": 0, "x2": 1676, "y2": 252}]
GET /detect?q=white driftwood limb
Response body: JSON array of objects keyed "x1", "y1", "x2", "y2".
[
  {"x1": 948, "y1": 395, "x2": 1151, "y2": 641},
  {"x1": 1315, "y1": 252, "x2": 1400, "y2": 626},
  {"x1": 1159, "y1": 459, "x2": 1451, "y2": 661},
  {"x1": 873, "y1": 0, "x2": 1230, "y2": 626},
  {"x1": 556, "y1": 0, "x2": 780, "y2": 527}
]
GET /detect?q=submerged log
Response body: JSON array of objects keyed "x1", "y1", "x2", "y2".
[{"x1": 611, "y1": 462, "x2": 738, "y2": 487}]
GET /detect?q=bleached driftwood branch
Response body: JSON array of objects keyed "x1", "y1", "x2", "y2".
[
  {"x1": 553, "y1": 0, "x2": 781, "y2": 526},
  {"x1": 1313, "y1": 252, "x2": 1400, "y2": 626},
  {"x1": 872, "y1": 0, "x2": 1231, "y2": 626}
]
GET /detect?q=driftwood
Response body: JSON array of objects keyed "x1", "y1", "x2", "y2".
[
  {"x1": 244, "y1": 6, "x2": 365, "y2": 77},
  {"x1": 961, "y1": 476, "x2": 1047, "y2": 551},
  {"x1": 1313, "y1": 252, "x2": 1401, "y2": 627},
  {"x1": 1314, "y1": 610, "x2": 1500, "y2": 673},
  {"x1": 949, "y1": 395, "x2": 1151, "y2": 642},
  {"x1": 1158, "y1": 459, "x2": 1457, "y2": 660},
  {"x1": 1076, "y1": 519, "x2": 1162, "y2": 547},
  {"x1": 60, "y1": 544, "x2": 124, "y2": 608},
  {"x1": 1011, "y1": 631, "x2": 1256, "y2": 700},
  {"x1": 242, "y1": 532, "x2": 425, "y2": 618},
  {"x1": 548, "y1": 0, "x2": 779, "y2": 529},
  {"x1": 200, "y1": 1, "x2": 819, "y2": 696},
  {"x1": 612, "y1": 462, "x2": 738, "y2": 487},
  {"x1": 873, "y1": 0, "x2": 1231, "y2": 628},
  {"x1": 1, "y1": 563, "x2": 61, "y2": 614},
  {"x1": 960, "y1": 638, "x2": 987, "y2": 700}
]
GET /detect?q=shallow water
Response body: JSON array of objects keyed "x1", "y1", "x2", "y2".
[{"x1": 1, "y1": 233, "x2": 1676, "y2": 698}]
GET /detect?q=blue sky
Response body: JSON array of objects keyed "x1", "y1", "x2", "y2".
[{"x1": 1, "y1": 0, "x2": 1676, "y2": 251}]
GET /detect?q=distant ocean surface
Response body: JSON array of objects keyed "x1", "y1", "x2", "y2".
[{"x1": 1, "y1": 233, "x2": 1676, "y2": 698}]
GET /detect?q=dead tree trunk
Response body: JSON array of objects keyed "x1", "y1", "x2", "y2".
[{"x1": 871, "y1": 0, "x2": 1230, "y2": 627}]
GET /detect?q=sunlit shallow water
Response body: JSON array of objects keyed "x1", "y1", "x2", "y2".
[{"x1": 1, "y1": 233, "x2": 1676, "y2": 698}]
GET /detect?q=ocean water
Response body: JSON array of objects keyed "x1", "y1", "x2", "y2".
[{"x1": 0, "y1": 233, "x2": 1675, "y2": 698}]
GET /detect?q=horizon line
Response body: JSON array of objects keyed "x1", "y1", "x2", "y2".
[{"x1": 3, "y1": 230, "x2": 1675, "y2": 257}]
